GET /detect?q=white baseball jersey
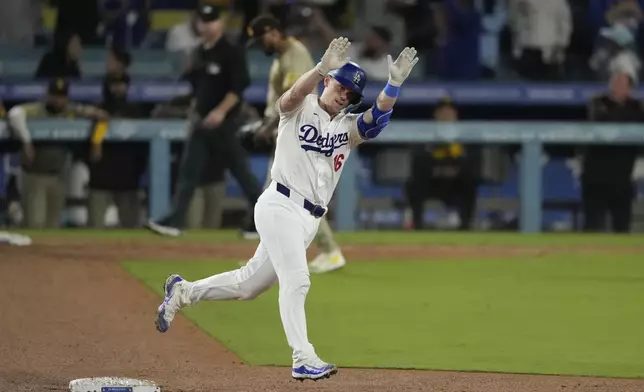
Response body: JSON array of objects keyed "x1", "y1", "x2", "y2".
[{"x1": 270, "y1": 94, "x2": 363, "y2": 207}]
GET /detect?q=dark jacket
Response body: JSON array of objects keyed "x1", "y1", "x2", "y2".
[
  {"x1": 87, "y1": 78, "x2": 147, "y2": 191},
  {"x1": 35, "y1": 33, "x2": 81, "y2": 79},
  {"x1": 583, "y1": 94, "x2": 644, "y2": 186}
]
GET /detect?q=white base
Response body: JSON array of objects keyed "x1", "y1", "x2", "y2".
[
  {"x1": 69, "y1": 377, "x2": 160, "y2": 392},
  {"x1": 0, "y1": 231, "x2": 32, "y2": 246}
]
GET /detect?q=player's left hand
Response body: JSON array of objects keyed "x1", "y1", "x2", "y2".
[{"x1": 387, "y1": 47, "x2": 419, "y2": 87}]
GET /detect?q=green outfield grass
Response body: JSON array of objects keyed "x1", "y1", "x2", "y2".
[
  {"x1": 15, "y1": 228, "x2": 644, "y2": 246},
  {"x1": 123, "y1": 252, "x2": 644, "y2": 378}
]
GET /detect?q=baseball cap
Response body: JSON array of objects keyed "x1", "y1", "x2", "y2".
[
  {"x1": 246, "y1": 14, "x2": 282, "y2": 47},
  {"x1": 48, "y1": 78, "x2": 69, "y2": 96},
  {"x1": 436, "y1": 95, "x2": 454, "y2": 109},
  {"x1": 196, "y1": 3, "x2": 222, "y2": 22}
]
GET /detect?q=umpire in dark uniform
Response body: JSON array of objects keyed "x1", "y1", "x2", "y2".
[
  {"x1": 147, "y1": 4, "x2": 263, "y2": 237},
  {"x1": 582, "y1": 70, "x2": 643, "y2": 233}
]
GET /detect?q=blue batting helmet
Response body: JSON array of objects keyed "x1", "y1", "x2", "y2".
[{"x1": 328, "y1": 61, "x2": 367, "y2": 106}]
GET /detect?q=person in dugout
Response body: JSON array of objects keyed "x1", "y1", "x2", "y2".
[
  {"x1": 582, "y1": 70, "x2": 643, "y2": 232},
  {"x1": 404, "y1": 97, "x2": 480, "y2": 230},
  {"x1": 7, "y1": 78, "x2": 108, "y2": 228},
  {"x1": 86, "y1": 71, "x2": 147, "y2": 228}
]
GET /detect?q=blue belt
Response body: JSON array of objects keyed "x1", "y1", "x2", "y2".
[{"x1": 275, "y1": 182, "x2": 327, "y2": 218}]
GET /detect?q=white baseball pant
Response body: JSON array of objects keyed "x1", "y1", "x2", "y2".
[{"x1": 182, "y1": 181, "x2": 321, "y2": 365}]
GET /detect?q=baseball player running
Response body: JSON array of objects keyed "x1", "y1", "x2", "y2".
[
  {"x1": 246, "y1": 14, "x2": 347, "y2": 274},
  {"x1": 155, "y1": 37, "x2": 418, "y2": 381}
]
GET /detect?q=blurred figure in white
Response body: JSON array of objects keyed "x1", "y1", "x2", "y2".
[
  {"x1": 0, "y1": 0, "x2": 41, "y2": 45},
  {"x1": 166, "y1": 13, "x2": 202, "y2": 54},
  {"x1": 166, "y1": 12, "x2": 203, "y2": 74},
  {"x1": 508, "y1": 0, "x2": 572, "y2": 80},
  {"x1": 590, "y1": 23, "x2": 641, "y2": 82}
]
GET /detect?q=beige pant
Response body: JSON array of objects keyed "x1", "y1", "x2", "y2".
[
  {"x1": 88, "y1": 190, "x2": 141, "y2": 228},
  {"x1": 21, "y1": 171, "x2": 65, "y2": 229},
  {"x1": 186, "y1": 182, "x2": 226, "y2": 229},
  {"x1": 264, "y1": 156, "x2": 338, "y2": 253}
]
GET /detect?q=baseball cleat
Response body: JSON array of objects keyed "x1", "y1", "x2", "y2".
[
  {"x1": 292, "y1": 360, "x2": 338, "y2": 381},
  {"x1": 155, "y1": 274, "x2": 185, "y2": 333},
  {"x1": 309, "y1": 250, "x2": 346, "y2": 274},
  {"x1": 146, "y1": 220, "x2": 182, "y2": 237}
]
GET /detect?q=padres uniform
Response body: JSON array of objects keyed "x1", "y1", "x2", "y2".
[
  {"x1": 8, "y1": 79, "x2": 106, "y2": 228},
  {"x1": 263, "y1": 37, "x2": 342, "y2": 256}
]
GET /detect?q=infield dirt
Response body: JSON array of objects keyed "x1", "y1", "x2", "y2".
[{"x1": 2, "y1": 238, "x2": 643, "y2": 392}]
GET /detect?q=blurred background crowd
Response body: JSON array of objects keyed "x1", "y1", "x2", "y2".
[
  {"x1": 1, "y1": 0, "x2": 642, "y2": 81},
  {"x1": 1, "y1": 0, "x2": 644, "y2": 233}
]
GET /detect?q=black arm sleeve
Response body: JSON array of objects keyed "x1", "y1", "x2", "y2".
[
  {"x1": 228, "y1": 45, "x2": 251, "y2": 97},
  {"x1": 181, "y1": 48, "x2": 201, "y2": 89}
]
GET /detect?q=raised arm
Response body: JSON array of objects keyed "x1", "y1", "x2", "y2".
[
  {"x1": 279, "y1": 37, "x2": 351, "y2": 114},
  {"x1": 351, "y1": 46, "x2": 419, "y2": 146}
]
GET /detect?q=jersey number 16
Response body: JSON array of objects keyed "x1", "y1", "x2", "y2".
[{"x1": 333, "y1": 154, "x2": 345, "y2": 172}]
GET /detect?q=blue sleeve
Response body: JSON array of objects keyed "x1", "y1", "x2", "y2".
[{"x1": 356, "y1": 105, "x2": 393, "y2": 140}]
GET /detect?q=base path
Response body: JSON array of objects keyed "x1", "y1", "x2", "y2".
[{"x1": 2, "y1": 240, "x2": 643, "y2": 392}]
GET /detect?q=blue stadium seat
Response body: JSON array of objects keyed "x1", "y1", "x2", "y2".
[{"x1": 542, "y1": 159, "x2": 580, "y2": 200}]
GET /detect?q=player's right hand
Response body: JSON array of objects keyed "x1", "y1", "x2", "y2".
[
  {"x1": 203, "y1": 108, "x2": 226, "y2": 128},
  {"x1": 316, "y1": 37, "x2": 351, "y2": 76}
]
